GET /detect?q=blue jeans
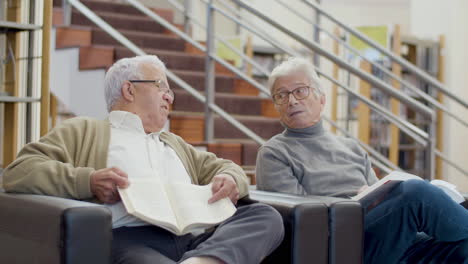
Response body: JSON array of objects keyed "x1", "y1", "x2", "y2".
[{"x1": 363, "y1": 179, "x2": 468, "y2": 263}]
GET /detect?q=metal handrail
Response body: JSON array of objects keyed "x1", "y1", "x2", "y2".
[
  {"x1": 434, "y1": 150, "x2": 468, "y2": 177},
  {"x1": 322, "y1": 115, "x2": 399, "y2": 174},
  {"x1": 67, "y1": 0, "x2": 265, "y2": 145},
  {"x1": 64, "y1": 0, "x2": 467, "y2": 178},
  {"x1": 216, "y1": 0, "x2": 466, "y2": 129},
  {"x1": 216, "y1": 0, "x2": 440, "y2": 177},
  {"x1": 125, "y1": 0, "x2": 270, "y2": 97},
  {"x1": 233, "y1": 0, "x2": 434, "y2": 119},
  {"x1": 317, "y1": 68, "x2": 429, "y2": 145},
  {"x1": 210, "y1": 0, "x2": 428, "y2": 143},
  {"x1": 164, "y1": 0, "x2": 271, "y2": 77},
  {"x1": 176, "y1": 0, "x2": 411, "y2": 173},
  {"x1": 272, "y1": 0, "x2": 468, "y2": 129},
  {"x1": 301, "y1": 0, "x2": 468, "y2": 110},
  {"x1": 175, "y1": 0, "x2": 466, "y2": 178}
]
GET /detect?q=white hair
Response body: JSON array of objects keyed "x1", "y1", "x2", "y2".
[
  {"x1": 104, "y1": 55, "x2": 166, "y2": 112},
  {"x1": 268, "y1": 57, "x2": 323, "y2": 97}
]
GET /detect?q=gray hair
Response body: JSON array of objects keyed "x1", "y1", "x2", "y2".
[
  {"x1": 268, "y1": 57, "x2": 323, "y2": 97},
  {"x1": 104, "y1": 55, "x2": 166, "y2": 112}
]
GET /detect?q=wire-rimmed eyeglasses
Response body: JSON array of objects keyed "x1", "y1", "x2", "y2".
[
  {"x1": 272, "y1": 86, "x2": 311, "y2": 105},
  {"x1": 129, "y1": 79, "x2": 175, "y2": 99}
]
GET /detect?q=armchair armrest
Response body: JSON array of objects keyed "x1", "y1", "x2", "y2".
[
  {"x1": 0, "y1": 193, "x2": 112, "y2": 264},
  {"x1": 248, "y1": 190, "x2": 363, "y2": 264}
]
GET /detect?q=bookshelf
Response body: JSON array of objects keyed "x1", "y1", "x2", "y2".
[
  {"x1": 357, "y1": 34, "x2": 442, "y2": 178},
  {"x1": 0, "y1": 1, "x2": 52, "y2": 167}
]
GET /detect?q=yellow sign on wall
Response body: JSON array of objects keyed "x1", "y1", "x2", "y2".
[{"x1": 349, "y1": 26, "x2": 388, "y2": 60}]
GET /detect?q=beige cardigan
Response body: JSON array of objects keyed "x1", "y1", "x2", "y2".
[{"x1": 3, "y1": 117, "x2": 249, "y2": 202}]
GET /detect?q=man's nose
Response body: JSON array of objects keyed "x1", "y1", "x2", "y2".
[
  {"x1": 288, "y1": 93, "x2": 298, "y2": 105},
  {"x1": 163, "y1": 93, "x2": 174, "y2": 104}
]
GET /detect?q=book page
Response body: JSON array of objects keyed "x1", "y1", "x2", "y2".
[
  {"x1": 352, "y1": 171, "x2": 421, "y2": 202},
  {"x1": 166, "y1": 183, "x2": 237, "y2": 234},
  {"x1": 118, "y1": 178, "x2": 178, "y2": 231}
]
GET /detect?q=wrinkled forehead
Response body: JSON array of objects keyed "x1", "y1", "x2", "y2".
[
  {"x1": 272, "y1": 70, "x2": 311, "y2": 92},
  {"x1": 138, "y1": 63, "x2": 166, "y2": 80}
]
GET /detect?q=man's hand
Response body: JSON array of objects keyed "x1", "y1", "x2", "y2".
[
  {"x1": 208, "y1": 174, "x2": 240, "y2": 205},
  {"x1": 90, "y1": 167, "x2": 129, "y2": 204}
]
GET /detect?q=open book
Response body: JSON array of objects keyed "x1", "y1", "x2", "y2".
[
  {"x1": 352, "y1": 171, "x2": 465, "y2": 207},
  {"x1": 118, "y1": 178, "x2": 237, "y2": 236}
]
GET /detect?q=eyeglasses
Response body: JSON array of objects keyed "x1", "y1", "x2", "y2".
[
  {"x1": 129, "y1": 79, "x2": 175, "y2": 99},
  {"x1": 272, "y1": 86, "x2": 311, "y2": 105}
]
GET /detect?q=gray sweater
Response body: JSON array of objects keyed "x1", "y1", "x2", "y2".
[{"x1": 256, "y1": 120, "x2": 378, "y2": 198}]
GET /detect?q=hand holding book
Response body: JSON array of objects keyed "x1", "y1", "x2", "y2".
[
  {"x1": 209, "y1": 174, "x2": 240, "y2": 205},
  {"x1": 118, "y1": 177, "x2": 237, "y2": 236}
]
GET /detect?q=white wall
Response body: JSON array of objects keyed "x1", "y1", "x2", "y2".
[
  {"x1": 410, "y1": 0, "x2": 468, "y2": 191},
  {"x1": 240, "y1": 0, "x2": 316, "y2": 50},
  {"x1": 322, "y1": 0, "x2": 411, "y2": 34},
  {"x1": 50, "y1": 30, "x2": 107, "y2": 120}
]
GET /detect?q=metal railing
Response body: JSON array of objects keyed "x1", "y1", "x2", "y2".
[
  {"x1": 165, "y1": 0, "x2": 405, "y2": 173},
  {"x1": 301, "y1": 0, "x2": 468, "y2": 110},
  {"x1": 66, "y1": 0, "x2": 266, "y2": 145},
  {"x1": 61, "y1": 0, "x2": 468, "y2": 178},
  {"x1": 169, "y1": 0, "x2": 412, "y2": 173},
  {"x1": 207, "y1": 0, "x2": 435, "y2": 174},
  {"x1": 229, "y1": 0, "x2": 468, "y2": 179},
  {"x1": 271, "y1": 0, "x2": 468, "y2": 129}
]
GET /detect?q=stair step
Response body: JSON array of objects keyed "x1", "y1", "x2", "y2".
[
  {"x1": 72, "y1": 10, "x2": 167, "y2": 34},
  {"x1": 169, "y1": 111, "x2": 283, "y2": 141},
  {"x1": 189, "y1": 138, "x2": 263, "y2": 167},
  {"x1": 53, "y1": 7, "x2": 64, "y2": 26},
  {"x1": 190, "y1": 142, "x2": 243, "y2": 166},
  {"x1": 55, "y1": 26, "x2": 92, "y2": 49},
  {"x1": 116, "y1": 46, "x2": 237, "y2": 76},
  {"x1": 54, "y1": 0, "x2": 175, "y2": 23},
  {"x1": 78, "y1": 45, "x2": 114, "y2": 70},
  {"x1": 80, "y1": 0, "x2": 175, "y2": 22},
  {"x1": 92, "y1": 28, "x2": 186, "y2": 52},
  {"x1": 115, "y1": 46, "x2": 205, "y2": 72},
  {"x1": 173, "y1": 90, "x2": 263, "y2": 116},
  {"x1": 170, "y1": 70, "x2": 237, "y2": 94}
]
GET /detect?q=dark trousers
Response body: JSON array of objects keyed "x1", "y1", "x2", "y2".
[
  {"x1": 112, "y1": 203, "x2": 284, "y2": 264},
  {"x1": 363, "y1": 180, "x2": 468, "y2": 263}
]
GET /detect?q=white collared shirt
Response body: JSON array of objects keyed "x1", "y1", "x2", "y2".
[{"x1": 106, "y1": 111, "x2": 191, "y2": 228}]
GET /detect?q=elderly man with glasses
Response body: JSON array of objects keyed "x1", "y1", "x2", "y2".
[
  {"x1": 256, "y1": 57, "x2": 468, "y2": 263},
  {"x1": 3, "y1": 55, "x2": 284, "y2": 264}
]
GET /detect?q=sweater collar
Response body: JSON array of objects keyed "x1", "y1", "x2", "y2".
[{"x1": 283, "y1": 119, "x2": 324, "y2": 137}]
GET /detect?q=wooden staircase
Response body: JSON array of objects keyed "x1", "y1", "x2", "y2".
[{"x1": 52, "y1": 0, "x2": 283, "y2": 180}]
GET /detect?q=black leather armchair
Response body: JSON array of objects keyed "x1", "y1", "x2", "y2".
[
  {"x1": 249, "y1": 190, "x2": 364, "y2": 264},
  {"x1": 0, "y1": 190, "x2": 364, "y2": 264}
]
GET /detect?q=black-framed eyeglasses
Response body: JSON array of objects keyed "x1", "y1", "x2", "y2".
[
  {"x1": 129, "y1": 79, "x2": 175, "y2": 99},
  {"x1": 272, "y1": 86, "x2": 310, "y2": 105}
]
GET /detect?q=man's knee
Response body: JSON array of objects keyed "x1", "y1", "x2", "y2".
[
  {"x1": 246, "y1": 203, "x2": 285, "y2": 241},
  {"x1": 400, "y1": 179, "x2": 436, "y2": 201}
]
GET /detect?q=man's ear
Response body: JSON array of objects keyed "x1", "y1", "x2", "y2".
[
  {"x1": 320, "y1": 93, "x2": 326, "y2": 107},
  {"x1": 121, "y1": 81, "x2": 135, "y2": 102}
]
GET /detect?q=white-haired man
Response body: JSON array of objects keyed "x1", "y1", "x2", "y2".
[
  {"x1": 4, "y1": 55, "x2": 284, "y2": 264},
  {"x1": 256, "y1": 57, "x2": 468, "y2": 263}
]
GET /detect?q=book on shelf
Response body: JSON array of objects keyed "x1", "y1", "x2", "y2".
[
  {"x1": 352, "y1": 171, "x2": 465, "y2": 209},
  {"x1": 118, "y1": 178, "x2": 237, "y2": 236}
]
